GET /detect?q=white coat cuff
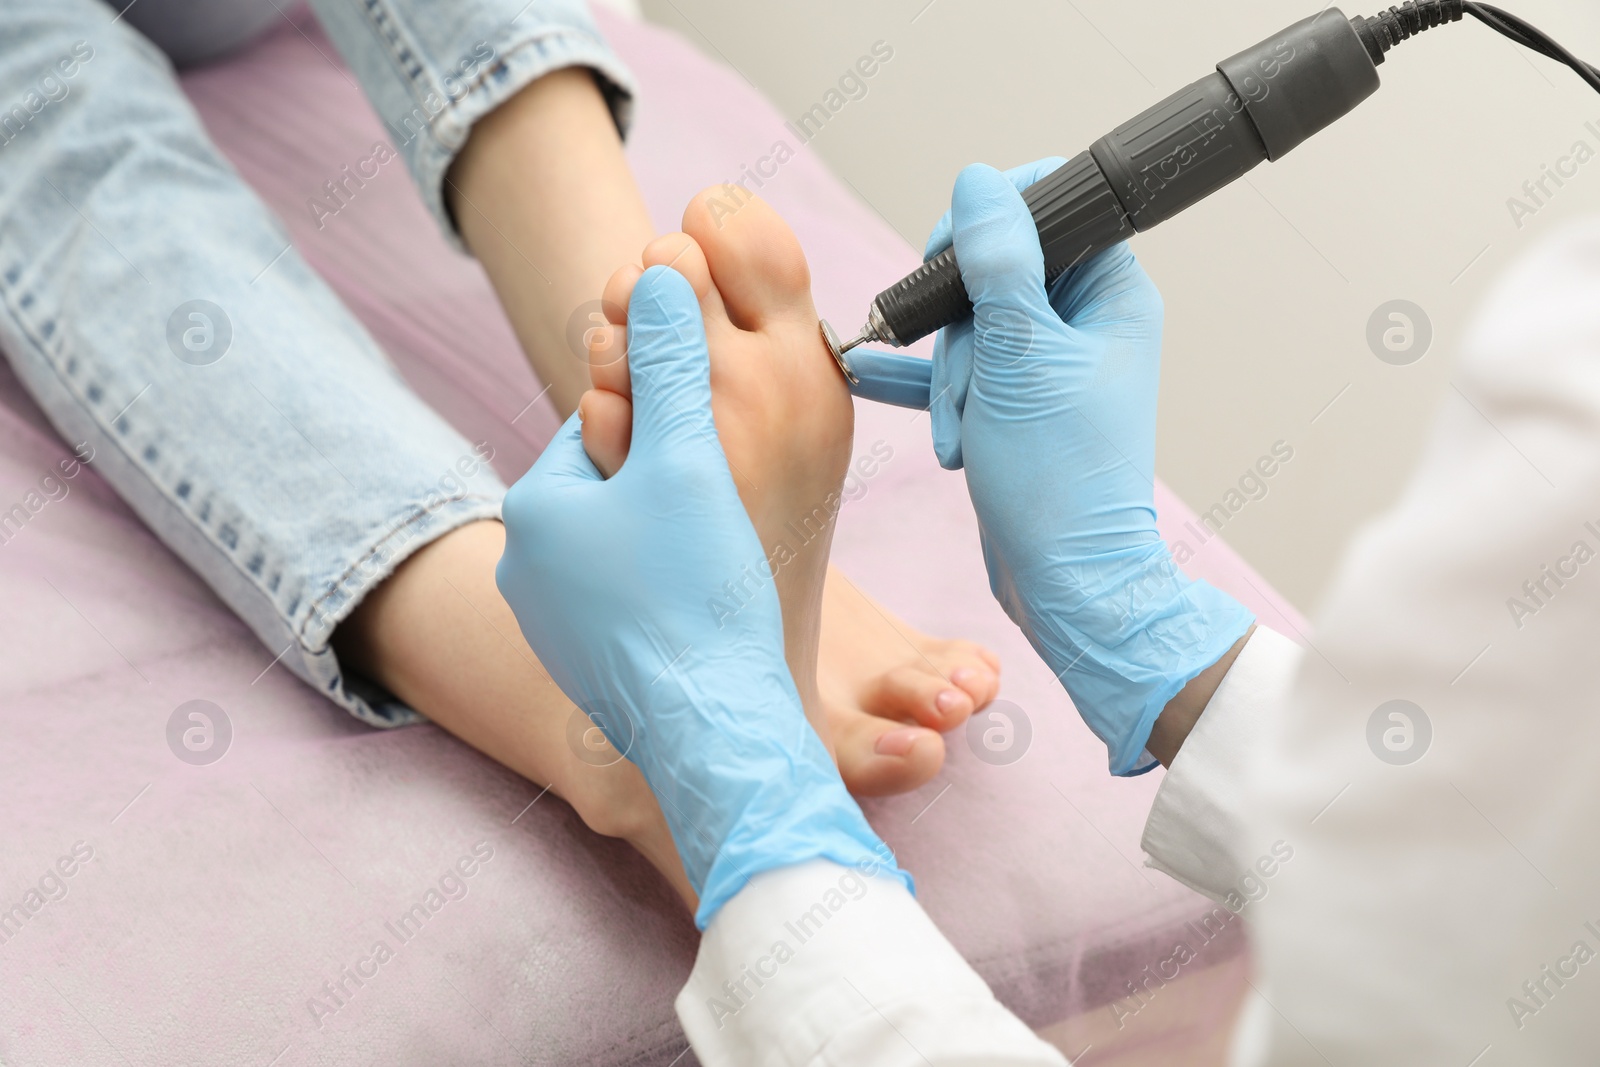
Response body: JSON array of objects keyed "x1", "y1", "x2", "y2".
[
  {"x1": 1141, "y1": 626, "x2": 1302, "y2": 900},
  {"x1": 678, "y1": 859, "x2": 1068, "y2": 1067}
]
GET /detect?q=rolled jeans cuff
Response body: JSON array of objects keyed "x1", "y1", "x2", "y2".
[
  {"x1": 309, "y1": 0, "x2": 637, "y2": 251},
  {"x1": 295, "y1": 492, "x2": 506, "y2": 728}
]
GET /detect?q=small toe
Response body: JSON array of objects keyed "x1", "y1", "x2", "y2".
[
  {"x1": 640, "y1": 233, "x2": 718, "y2": 306},
  {"x1": 579, "y1": 388, "x2": 632, "y2": 477},
  {"x1": 941, "y1": 643, "x2": 1002, "y2": 708},
  {"x1": 601, "y1": 262, "x2": 644, "y2": 325},
  {"x1": 860, "y1": 663, "x2": 977, "y2": 732},
  {"x1": 587, "y1": 322, "x2": 629, "y2": 394},
  {"x1": 593, "y1": 263, "x2": 645, "y2": 395}
]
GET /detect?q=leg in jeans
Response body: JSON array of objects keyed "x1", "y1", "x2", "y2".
[
  {"x1": 0, "y1": 0, "x2": 689, "y2": 899},
  {"x1": 0, "y1": 0, "x2": 999, "y2": 920},
  {"x1": 311, "y1": 0, "x2": 1006, "y2": 794}
]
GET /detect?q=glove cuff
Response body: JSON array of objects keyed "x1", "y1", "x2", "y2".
[
  {"x1": 1022, "y1": 564, "x2": 1255, "y2": 777},
  {"x1": 633, "y1": 684, "x2": 911, "y2": 930},
  {"x1": 695, "y1": 772, "x2": 911, "y2": 928},
  {"x1": 1107, "y1": 579, "x2": 1254, "y2": 775}
]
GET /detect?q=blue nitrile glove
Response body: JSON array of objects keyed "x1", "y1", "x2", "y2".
[
  {"x1": 495, "y1": 266, "x2": 908, "y2": 928},
  {"x1": 926, "y1": 160, "x2": 1254, "y2": 776}
]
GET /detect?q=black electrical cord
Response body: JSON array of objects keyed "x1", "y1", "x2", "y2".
[
  {"x1": 1467, "y1": 4, "x2": 1600, "y2": 92},
  {"x1": 1354, "y1": 0, "x2": 1600, "y2": 95}
]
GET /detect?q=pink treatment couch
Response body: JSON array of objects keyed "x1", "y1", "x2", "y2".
[{"x1": 0, "y1": 10, "x2": 1308, "y2": 1065}]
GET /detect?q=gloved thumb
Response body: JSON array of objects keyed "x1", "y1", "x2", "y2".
[
  {"x1": 949, "y1": 163, "x2": 1060, "y2": 377},
  {"x1": 624, "y1": 265, "x2": 720, "y2": 455},
  {"x1": 928, "y1": 157, "x2": 1067, "y2": 472}
]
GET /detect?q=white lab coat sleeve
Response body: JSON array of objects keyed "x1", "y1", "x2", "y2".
[
  {"x1": 1139, "y1": 626, "x2": 1302, "y2": 900},
  {"x1": 677, "y1": 859, "x2": 1068, "y2": 1067},
  {"x1": 1228, "y1": 220, "x2": 1600, "y2": 1064}
]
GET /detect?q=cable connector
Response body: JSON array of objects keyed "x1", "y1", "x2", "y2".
[{"x1": 1351, "y1": 1, "x2": 1464, "y2": 65}]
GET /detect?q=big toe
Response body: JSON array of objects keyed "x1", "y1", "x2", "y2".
[{"x1": 682, "y1": 186, "x2": 814, "y2": 332}]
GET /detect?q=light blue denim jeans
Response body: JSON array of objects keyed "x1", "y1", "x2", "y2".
[{"x1": 0, "y1": 0, "x2": 634, "y2": 725}]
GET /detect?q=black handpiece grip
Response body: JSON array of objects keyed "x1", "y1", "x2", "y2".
[
  {"x1": 869, "y1": 246, "x2": 969, "y2": 350},
  {"x1": 869, "y1": 150, "x2": 1135, "y2": 344},
  {"x1": 869, "y1": 8, "x2": 1380, "y2": 348}
]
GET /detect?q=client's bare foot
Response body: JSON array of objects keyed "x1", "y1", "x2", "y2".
[
  {"x1": 336, "y1": 520, "x2": 693, "y2": 907},
  {"x1": 817, "y1": 571, "x2": 1001, "y2": 796},
  {"x1": 579, "y1": 188, "x2": 1000, "y2": 796}
]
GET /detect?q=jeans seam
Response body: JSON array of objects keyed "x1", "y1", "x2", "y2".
[
  {"x1": 0, "y1": 272, "x2": 308, "y2": 640},
  {"x1": 0, "y1": 264, "x2": 494, "y2": 686},
  {"x1": 13, "y1": 299, "x2": 315, "y2": 633},
  {"x1": 356, "y1": 0, "x2": 433, "y2": 124},
  {"x1": 3, "y1": 271, "x2": 495, "y2": 728}
]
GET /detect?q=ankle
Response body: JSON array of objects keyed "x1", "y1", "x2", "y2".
[
  {"x1": 556, "y1": 761, "x2": 660, "y2": 842},
  {"x1": 559, "y1": 764, "x2": 697, "y2": 908}
]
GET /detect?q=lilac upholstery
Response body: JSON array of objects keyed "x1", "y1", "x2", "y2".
[{"x1": 0, "y1": 10, "x2": 1306, "y2": 1064}]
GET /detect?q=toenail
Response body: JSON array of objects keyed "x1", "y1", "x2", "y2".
[
  {"x1": 936, "y1": 689, "x2": 969, "y2": 714},
  {"x1": 950, "y1": 668, "x2": 980, "y2": 688},
  {"x1": 875, "y1": 727, "x2": 922, "y2": 757}
]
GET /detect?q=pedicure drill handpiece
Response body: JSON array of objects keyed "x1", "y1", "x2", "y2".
[{"x1": 820, "y1": 1, "x2": 1600, "y2": 410}]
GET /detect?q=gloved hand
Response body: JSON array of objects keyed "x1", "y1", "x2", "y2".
[
  {"x1": 495, "y1": 265, "x2": 908, "y2": 927},
  {"x1": 927, "y1": 160, "x2": 1254, "y2": 776}
]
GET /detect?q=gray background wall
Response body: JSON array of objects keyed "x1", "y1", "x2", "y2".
[{"x1": 634, "y1": 0, "x2": 1600, "y2": 613}]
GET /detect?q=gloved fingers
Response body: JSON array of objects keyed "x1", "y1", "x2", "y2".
[
  {"x1": 623, "y1": 265, "x2": 722, "y2": 457},
  {"x1": 508, "y1": 414, "x2": 600, "y2": 505},
  {"x1": 839, "y1": 347, "x2": 935, "y2": 411},
  {"x1": 928, "y1": 322, "x2": 972, "y2": 470},
  {"x1": 1040, "y1": 243, "x2": 1166, "y2": 414},
  {"x1": 923, "y1": 156, "x2": 1068, "y2": 261},
  {"x1": 949, "y1": 163, "x2": 1063, "y2": 372},
  {"x1": 524, "y1": 412, "x2": 604, "y2": 489},
  {"x1": 1048, "y1": 241, "x2": 1164, "y2": 339}
]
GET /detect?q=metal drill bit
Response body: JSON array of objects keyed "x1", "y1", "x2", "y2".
[
  {"x1": 818, "y1": 320, "x2": 861, "y2": 384},
  {"x1": 836, "y1": 325, "x2": 876, "y2": 355},
  {"x1": 821, "y1": 305, "x2": 901, "y2": 386}
]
